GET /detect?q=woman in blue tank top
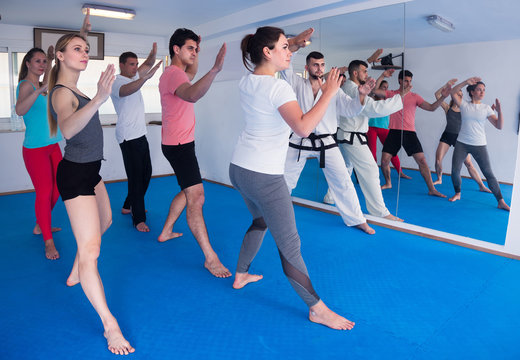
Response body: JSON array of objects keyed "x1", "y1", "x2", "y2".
[
  {"x1": 15, "y1": 47, "x2": 63, "y2": 260},
  {"x1": 48, "y1": 33, "x2": 134, "y2": 355}
]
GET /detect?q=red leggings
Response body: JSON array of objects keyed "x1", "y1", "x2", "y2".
[
  {"x1": 22, "y1": 143, "x2": 63, "y2": 241},
  {"x1": 366, "y1": 126, "x2": 402, "y2": 173}
]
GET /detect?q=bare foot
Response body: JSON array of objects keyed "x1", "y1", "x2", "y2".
[
  {"x1": 433, "y1": 179, "x2": 442, "y2": 185},
  {"x1": 121, "y1": 207, "x2": 131, "y2": 215},
  {"x1": 33, "y1": 224, "x2": 61, "y2": 235},
  {"x1": 498, "y1": 200, "x2": 510, "y2": 211},
  {"x1": 449, "y1": 193, "x2": 461, "y2": 202},
  {"x1": 400, "y1": 172, "x2": 412, "y2": 180},
  {"x1": 66, "y1": 265, "x2": 79, "y2": 287},
  {"x1": 384, "y1": 214, "x2": 403, "y2": 222},
  {"x1": 480, "y1": 186, "x2": 492, "y2": 193},
  {"x1": 204, "y1": 258, "x2": 232, "y2": 278},
  {"x1": 381, "y1": 183, "x2": 392, "y2": 190},
  {"x1": 428, "y1": 189, "x2": 446, "y2": 198},
  {"x1": 157, "y1": 231, "x2": 183, "y2": 242},
  {"x1": 104, "y1": 323, "x2": 135, "y2": 355},
  {"x1": 135, "y1": 222, "x2": 150, "y2": 232},
  {"x1": 309, "y1": 300, "x2": 355, "y2": 330},
  {"x1": 233, "y1": 272, "x2": 263, "y2": 289},
  {"x1": 44, "y1": 239, "x2": 60, "y2": 260},
  {"x1": 355, "y1": 222, "x2": 375, "y2": 235}
]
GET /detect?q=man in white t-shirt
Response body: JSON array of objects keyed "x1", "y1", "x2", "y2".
[{"x1": 110, "y1": 43, "x2": 162, "y2": 232}]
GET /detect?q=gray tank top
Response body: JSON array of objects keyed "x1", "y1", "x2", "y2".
[
  {"x1": 444, "y1": 108, "x2": 462, "y2": 134},
  {"x1": 50, "y1": 85, "x2": 103, "y2": 163}
]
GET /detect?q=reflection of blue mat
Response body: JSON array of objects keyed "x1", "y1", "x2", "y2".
[
  {"x1": 1, "y1": 177, "x2": 519, "y2": 359},
  {"x1": 292, "y1": 158, "x2": 511, "y2": 245}
]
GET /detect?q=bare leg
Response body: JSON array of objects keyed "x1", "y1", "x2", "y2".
[
  {"x1": 412, "y1": 153, "x2": 446, "y2": 198},
  {"x1": 433, "y1": 142, "x2": 450, "y2": 185},
  {"x1": 464, "y1": 155, "x2": 491, "y2": 193},
  {"x1": 66, "y1": 252, "x2": 79, "y2": 286},
  {"x1": 355, "y1": 222, "x2": 375, "y2": 235},
  {"x1": 183, "y1": 184, "x2": 231, "y2": 278},
  {"x1": 158, "y1": 192, "x2": 185, "y2": 242},
  {"x1": 232, "y1": 272, "x2": 263, "y2": 289},
  {"x1": 309, "y1": 300, "x2": 355, "y2": 330},
  {"x1": 380, "y1": 152, "x2": 393, "y2": 190},
  {"x1": 64, "y1": 180, "x2": 134, "y2": 355},
  {"x1": 44, "y1": 239, "x2": 60, "y2": 260},
  {"x1": 400, "y1": 171, "x2": 412, "y2": 180}
]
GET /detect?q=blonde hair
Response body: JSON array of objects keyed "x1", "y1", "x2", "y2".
[{"x1": 47, "y1": 33, "x2": 89, "y2": 136}]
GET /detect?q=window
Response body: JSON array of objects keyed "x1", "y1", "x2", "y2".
[{"x1": 0, "y1": 51, "x2": 11, "y2": 125}]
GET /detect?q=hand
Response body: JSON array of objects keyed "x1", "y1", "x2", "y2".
[
  {"x1": 143, "y1": 60, "x2": 163, "y2": 80},
  {"x1": 82, "y1": 8, "x2": 91, "y2": 34},
  {"x1": 338, "y1": 66, "x2": 348, "y2": 74},
  {"x1": 441, "y1": 83, "x2": 452, "y2": 97},
  {"x1": 95, "y1": 64, "x2": 115, "y2": 103},
  {"x1": 288, "y1": 28, "x2": 314, "y2": 51},
  {"x1": 383, "y1": 69, "x2": 395, "y2": 78},
  {"x1": 37, "y1": 83, "x2": 49, "y2": 94},
  {"x1": 492, "y1": 98, "x2": 501, "y2": 112},
  {"x1": 359, "y1": 77, "x2": 376, "y2": 95},
  {"x1": 466, "y1": 76, "x2": 481, "y2": 86},
  {"x1": 367, "y1": 48, "x2": 383, "y2": 63},
  {"x1": 46, "y1": 45, "x2": 54, "y2": 61},
  {"x1": 321, "y1": 67, "x2": 341, "y2": 97},
  {"x1": 446, "y1": 78, "x2": 457, "y2": 87},
  {"x1": 212, "y1": 43, "x2": 226, "y2": 73},
  {"x1": 151, "y1": 42, "x2": 157, "y2": 57}
]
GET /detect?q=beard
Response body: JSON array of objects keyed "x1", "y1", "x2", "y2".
[{"x1": 309, "y1": 72, "x2": 323, "y2": 80}]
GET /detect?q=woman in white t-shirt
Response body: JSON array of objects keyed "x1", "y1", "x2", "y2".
[
  {"x1": 229, "y1": 26, "x2": 371, "y2": 331},
  {"x1": 448, "y1": 77, "x2": 509, "y2": 211}
]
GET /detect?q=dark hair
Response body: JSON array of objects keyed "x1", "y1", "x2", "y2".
[
  {"x1": 240, "y1": 26, "x2": 285, "y2": 72},
  {"x1": 348, "y1": 60, "x2": 368, "y2": 77},
  {"x1": 398, "y1": 70, "x2": 413, "y2": 80},
  {"x1": 339, "y1": 73, "x2": 346, "y2": 79},
  {"x1": 48, "y1": 33, "x2": 89, "y2": 136},
  {"x1": 169, "y1": 28, "x2": 199, "y2": 59},
  {"x1": 18, "y1": 48, "x2": 46, "y2": 83},
  {"x1": 467, "y1": 81, "x2": 485, "y2": 99},
  {"x1": 379, "y1": 80, "x2": 388, "y2": 88},
  {"x1": 306, "y1": 51, "x2": 324, "y2": 64},
  {"x1": 119, "y1": 51, "x2": 138, "y2": 64}
]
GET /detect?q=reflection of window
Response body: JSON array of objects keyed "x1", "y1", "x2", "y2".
[
  {"x1": 4, "y1": 53, "x2": 163, "y2": 128},
  {"x1": 0, "y1": 51, "x2": 11, "y2": 127}
]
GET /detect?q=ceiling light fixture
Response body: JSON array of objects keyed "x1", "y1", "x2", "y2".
[
  {"x1": 82, "y1": 4, "x2": 136, "y2": 20},
  {"x1": 427, "y1": 15, "x2": 455, "y2": 32}
]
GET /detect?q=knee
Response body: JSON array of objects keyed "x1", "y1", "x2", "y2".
[
  {"x1": 251, "y1": 217, "x2": 267, "y2": 231},
  {"x1": 381, "y1": 156, "x2": 390, "y2": 167},
  {"x1": 79, "y1": 242, "x2": 101, "y2": 264},
  {"x1": 188, "y1": 190, "x2": 205, "y2": 209}
]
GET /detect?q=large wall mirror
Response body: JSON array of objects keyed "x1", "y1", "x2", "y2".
[{"x1": 281, "y1": 0, "x2": 519, "y2": 247}]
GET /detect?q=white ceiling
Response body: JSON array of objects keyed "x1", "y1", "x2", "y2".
[{"x1": 1, "y1": 0, "x2": 519, "y2": 49}]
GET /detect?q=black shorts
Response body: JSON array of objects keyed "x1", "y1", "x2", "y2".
[
  {"x1": 161, "y1": 141, "x2": 202, "y2": 190},
  {"x1": 382, "y1": 129, "x2": 423, "y2": 156},
  {"x1": 439, "y1": 131, "x2": 458, "y2": 147},
  {"x1": 57, "y1": 159, "x2": 102, "y2": 201}
]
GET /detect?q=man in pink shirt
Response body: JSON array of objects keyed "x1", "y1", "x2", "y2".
[
  {"x1": 158, "y1": 28, "x2": 230, "y2": 278},
  {"x1": 378, "y1": 70, "x2": 451, "y2": 197}
]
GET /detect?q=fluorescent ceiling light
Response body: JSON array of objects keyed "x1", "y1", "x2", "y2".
[
  {"x1": 82, "y1": 4, "x2": 136, "y2": 20},
  {"x1": 427, "y1": 15, "x2": 455, "y2": 32}
]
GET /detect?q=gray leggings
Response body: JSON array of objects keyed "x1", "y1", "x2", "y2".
[
  {"x1": 229, "y1": 163, "x2": 320, "y2": 307},
  {"x1": 451, "y1": 141, "x2": 502, "y2": 201}
]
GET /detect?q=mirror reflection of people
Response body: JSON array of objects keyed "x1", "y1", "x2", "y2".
[
  {"x1": 448, "y1": 77, "x2": 510, "y2": 211},
  {"x1": 377, "y1": 70, "x2": 450, "y2": 197},
  {"x1": 331, "y1": 59, "x2": 405, "y2": 222},
  {"x1": 48, "y1": 33, "x2": 134, "y2": 354},
  {"x1": 15, "y1": 46, "x2": 63, "y2": 260},
  {"x1": 280, "y1": 31, "x2": 376, "y2": 234},
  {"x1": 231, "y1": 26, "x2": 354, "y2": 330},
  {"x1": 367, "y1": 80, "x2": 410, "y2": 180},
  {"x1": 110, "y1": 44, "x2": 163, "y2": 232},
  {"x1": 432, "y1": 79, "x2": 491, "y2": 193}
]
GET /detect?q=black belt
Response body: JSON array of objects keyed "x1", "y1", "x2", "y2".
[
  {"x1": 288, "y1": 133, "x2": 337, "y2": 168},
  {"x1": 335, "y1": 130, "x2": 368, "y2": 145}
]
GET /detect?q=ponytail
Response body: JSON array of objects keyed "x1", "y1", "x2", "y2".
[{"x1": 240, "y1": 26, "x2": 285, "y2": 72}]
